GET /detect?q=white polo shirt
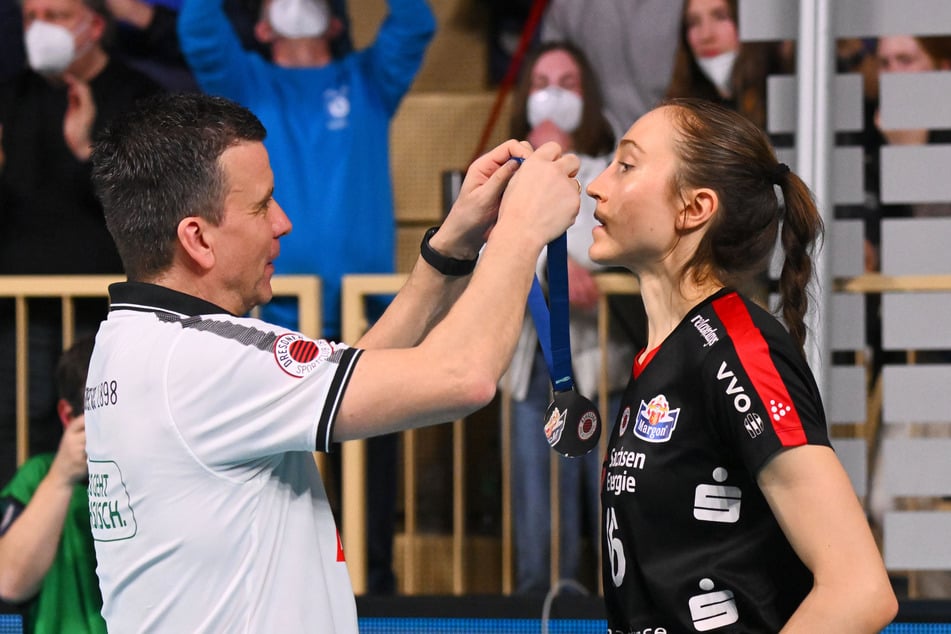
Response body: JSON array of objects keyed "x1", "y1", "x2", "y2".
[{"x1": 85, "y1": 282, "x2": 362, "y2": 633}]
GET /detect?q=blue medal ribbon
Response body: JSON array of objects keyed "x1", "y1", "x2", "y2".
[{"x1": 527, "y1": 232, "x2": 575, "y2": 392}]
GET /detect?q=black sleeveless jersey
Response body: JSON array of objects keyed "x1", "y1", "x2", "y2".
[{"x1": 601, "y1": 289, "x2": 831, "y2": 633}]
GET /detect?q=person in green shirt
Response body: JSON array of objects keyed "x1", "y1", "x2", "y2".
[{"x1": 0, "y1": 336, "x2": 105, "y2": 634}]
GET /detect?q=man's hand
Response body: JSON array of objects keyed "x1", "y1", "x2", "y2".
[
  {"x1": 62, "y1": 74, "x2": 97, "y2": 162},
  {"x1": 433, "y1": 139, "x2": 533, "y2": 260},
  {"x1": 105, "y1": 0, "x2": 156, "y2": 29},
  {"x1": 49, "y1": 416, "x2": 88, "y2": 487},
  {"x1": 874, "y1": 107, "x2": 929, "y2": 146},
  {"x1": 497, "y1": 141, "x2": 581, "y2": 248}
]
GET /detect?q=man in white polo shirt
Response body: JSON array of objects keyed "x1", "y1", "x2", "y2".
[{"x1": 84, "y1": 92, "x2": 581, "y2": 632}]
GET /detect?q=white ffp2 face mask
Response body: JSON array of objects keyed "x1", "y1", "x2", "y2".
[
  {"x1": 696, "y1": 50, "x2": 737, "y2": 96},
  {"x1": 25, "y1": 20, "x2": 77, "y2": 75},
  {"x1": 268, "y1": 0, "x2": 331, "y2": 39},
  {"x1": 527, "y1": 86, "x2": 584, "y2": 134}
]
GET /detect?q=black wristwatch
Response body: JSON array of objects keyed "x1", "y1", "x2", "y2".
[{"x1": 419, "y1": 226, "x2": 478, "y2": 276}]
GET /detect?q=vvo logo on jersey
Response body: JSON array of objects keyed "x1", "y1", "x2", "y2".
[
  {"x1": 274, "y1": 333, "x2": 334, "y2": 378},
  {"x1": 716, "y1": 361, "x2": 751, "y2": 413},
  {"x1": 633, "y1": 394, "x2": 680, "y2": 443}
]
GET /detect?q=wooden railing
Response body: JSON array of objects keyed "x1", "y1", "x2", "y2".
[
  {"x1": 338, "y1": 273, "x2": 635, "y2": 594},
  {"x1": 5, "y1": 271, "x2": 951, "y2": 597},
  {"x1": 0, "y1": 274, "x2": 321, "y2": 467},
  {"x1": 340, "y1": 271, "x2": 951, "y2": 596}
]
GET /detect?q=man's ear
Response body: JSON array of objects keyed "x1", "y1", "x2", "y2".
[
  {"x1": 326, "y1": 16, "x2": 344, "y2": 41},
  {"x1": 57, "y1": 398, "x2": 74, "y2": 428},
  {"x1": 177, "y1": 216, "x2": 216, "y2": 272},
  {"x1": 88, "y1": 11, "x2": 107, "y2": 44},
  {"x1": 678, "y1": 187, "x2": 718, "y2": 231},
  {"x1": 254, "y1": 17, "x2": 275, "y2": 44}
]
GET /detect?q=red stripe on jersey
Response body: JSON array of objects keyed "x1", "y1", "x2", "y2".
[
  {"x1": 633, "y1": 346, "x2": 660, "y2": 378},
  {"x1": 712, "y1": 293, "x2": 807, "y2": 446}
]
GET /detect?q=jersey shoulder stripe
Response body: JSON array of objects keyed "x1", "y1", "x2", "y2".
[
  {"x1": 711, "y1": 292, "x2": 807, "y2": 446},
  {"x1": 157, "y1": 312, "x2": 279, "y2": 353}
]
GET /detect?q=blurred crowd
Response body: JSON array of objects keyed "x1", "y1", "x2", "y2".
[{"x1": 0, "y1": 0, "x2": 949, "y2": 630}]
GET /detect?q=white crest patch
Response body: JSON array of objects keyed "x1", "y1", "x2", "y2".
[{"x1": 273, "y1": 333, "x2": 333, "y2": 378}]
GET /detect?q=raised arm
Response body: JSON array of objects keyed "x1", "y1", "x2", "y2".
[
  {"x1": 363, "y1": 0, "x2": 437, "y2": 113},
  {"x1": 759, "y1": 445, "x2": 898, "y2": 632},
  {"x1": 178, "y1": 0, "x2": 255, "y2": 103},
  {"x1": 0, "y1": 419, "x2": 88, "y2": 602},
  {"x1": 335, "y1": 140, "x2": 581, "y2": 439}
]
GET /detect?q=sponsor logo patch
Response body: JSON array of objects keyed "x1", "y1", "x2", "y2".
[
  {"x1": 618, "y1": 406, "x2": 631, "y2": 437},
  {"x1": 633, "y1": 395, "x2": 680, "y2": 443},
  {"x1": 88, "y1": 460, "x2": 137, "y2": 542},
  {"x1": 544, "y1": 406, "x2": 567, "y2": 447},
  {"x1": 273, "y1": 333, "x2": 333, "y2": 378},
  {"x1": 769, "y1": 399, "x2": 792, "y2": 422},
  {"x1": 324, "y1": 87, "x2": 350, "y2": 130},
  {"x1": 744, "y1": 412, "x2": 764, "y2": 438},
  {"x1": 688, "y1": 578, "x2": 739, "y2": 631},
  {"x1": 690, "y1": 314, "x2": 720, "y2": 347},
  {"x1": 578, "y1": 409, "x2": 598, "y2": 441}
]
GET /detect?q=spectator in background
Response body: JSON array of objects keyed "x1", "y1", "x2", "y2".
[
  {"x1": 867, "y1": 35, "x2": 951, "y2": 600},
  {"x1": 0, "y1": 0, "x2": 160, "y2": 486},
  {"x1": 0, "y1": 0, "x2": 25, "y2": 80},
  {"x1": 103, "y1": 0, "x2": 201, "y2": 91},
  {"x1": 478, "y1": 0, "x2": 534, "y2": 85},
  {"x1": 666, "y1": 0, "x2": 791, "y2": 306},
  {"x1": 103, "y1": 0, "x2": 309, "y2": 92},
  {"x1": 503, "y1": 41, "x2": 636, "y2": 595},
  {"x1": 540, "y1": 0, "x2": 683, "y2": 138},
  {"x1": 666, "y1": 0, "x2": 789, "y2": 132},
  {"x1": 0, "y1": 337, "x2": 105, "y2": 634},
  {"x1": 178, "y1": 0, "x2": 435, "y2": 594},
  {"x1": 843, "y1": 35, "x2": 951, "y2": 276},
  {"x1": 873, "y1": 35, "x2": 951, "y2": 220}
]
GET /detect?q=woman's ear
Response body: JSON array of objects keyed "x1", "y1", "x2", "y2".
[{"x1": 678, "y1": 187, "x2": 718, "y2": 231}]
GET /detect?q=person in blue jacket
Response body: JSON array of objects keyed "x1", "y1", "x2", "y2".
[{"x1": 178, "y1": 0, "x2": 435, "y2": 339}]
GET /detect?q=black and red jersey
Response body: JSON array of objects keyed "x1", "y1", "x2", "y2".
[{"x1": 601, "y1": 289, "x2": 830, "y2": 633}]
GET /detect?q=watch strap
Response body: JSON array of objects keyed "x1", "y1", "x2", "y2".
[{"x1": 419, "y1": 226, "x2": 478, "y2": 276}]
